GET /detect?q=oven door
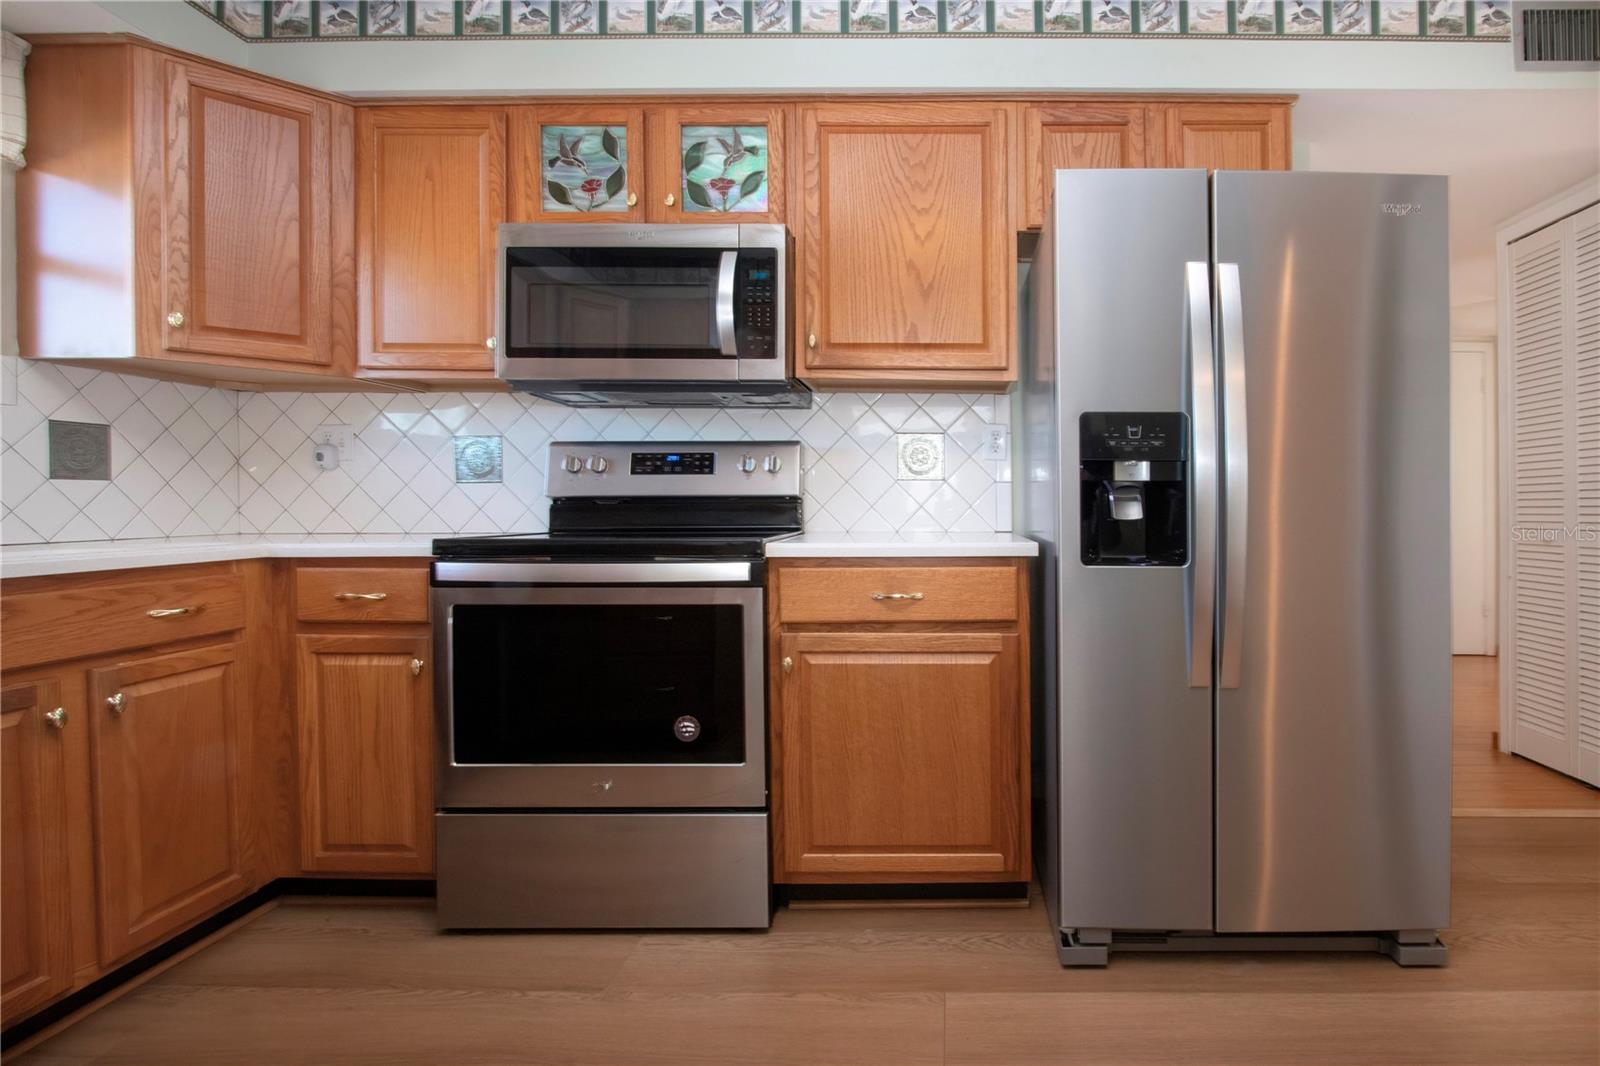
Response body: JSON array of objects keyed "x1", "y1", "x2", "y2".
[{"x1": 433, "y1": 583, "x2": 766, "y2": 810}]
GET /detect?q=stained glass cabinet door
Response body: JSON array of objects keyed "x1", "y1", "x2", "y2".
[
  {"x1": 646, "y1": 106, "x2": 786, "y2": 224},
  {"x1": 509, "y1": 106, "x2": 647, "y2": 223}
]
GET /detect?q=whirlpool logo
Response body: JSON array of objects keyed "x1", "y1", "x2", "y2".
[{"x1": 1382, "y1": 203, "x2": 1422, "y2": 217}]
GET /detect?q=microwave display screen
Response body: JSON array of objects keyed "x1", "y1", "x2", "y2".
[{"x1": 505, "y1": 247, "x2": 728, "y2": 360}]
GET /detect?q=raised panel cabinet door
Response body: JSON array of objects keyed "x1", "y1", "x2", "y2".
[
  {"x1": 358, "y1": 107, "x2": 505, "y2": 373},
  {"x1": 1161, "y1": 102, "x2": 1290, "y2": 172},
  {"x1": 646, "y1": 105, "x2": 786, "y2": 223},
  {"x1": 89, "y1": 644, "x2": 247, "y2": 964},
  {"x1": 508, "y1": 106, "x2": 647, "y2": 223},
  {"x1": 776, "y1": 631, "x2": 1024, "y2": 882},
  {"x1": 1022, "y1": 103, "x2": 1155, "y2": 229},
  {"x1": 0, "y1": 680, "x2": 73, "y2": 1024},
  {"x1": 297, "y1": 635, "x2": 433, "y2": 874},
  {"x1": 798, "y1": 102, "x2": 1014, "y2": 383},
  {"x1": 162, "y1": 59, "x2": 334, "y2": 366}
]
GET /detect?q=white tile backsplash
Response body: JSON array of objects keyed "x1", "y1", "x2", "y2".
[{"x1": 0, "y1": 356, "x2": 1010, "y2": 545}]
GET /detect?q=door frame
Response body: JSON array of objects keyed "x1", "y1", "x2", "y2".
[{"x1": 1450, "y1": 337, "x2": 1498, "y2": 657}]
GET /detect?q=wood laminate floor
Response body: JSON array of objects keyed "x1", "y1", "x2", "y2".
[
  {"x1": 13, "y1": 816, "x2": 1599, "y2": 1066},
  {"x1": 1453, "y1": 656, "x2": 1600, "y2": 815}
]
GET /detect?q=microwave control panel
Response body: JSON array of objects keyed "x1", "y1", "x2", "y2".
[{"x1": 736, "y1": 250, "x2": 779, "y2": 360}]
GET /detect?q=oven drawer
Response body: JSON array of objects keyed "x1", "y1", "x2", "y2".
[
  {"x1": 296, "y1": 566, "x2": 429, "y2": 624},
  {"x1": 775, "y1": 565, "x2": 1019, "y2": 624},
  {"x1": 435, "y1": 812, "x2": 770, "y2": 929}
]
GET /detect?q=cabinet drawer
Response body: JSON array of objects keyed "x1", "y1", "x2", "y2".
[
  {"x1": 776, "y1": 565, "x2": 1018, "y2": 624},
  {"x1": 1, "y1": 568, "x2": 245, "y2": 669},
  {"x1": 295, "y1": 566, "x2": 429, "y2": 624}
]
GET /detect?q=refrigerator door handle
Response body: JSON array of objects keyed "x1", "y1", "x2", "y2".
[
  {"x1": 1184, "y1": 261, "x2": 1216, "y2": 689},
  {"x1": 1217, "y1": 261, "x2": 1249, "y2": 690}
]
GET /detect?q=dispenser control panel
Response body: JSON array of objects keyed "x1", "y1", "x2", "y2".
[{"x1": 1079, "y1": 412, "x2": 1187, "y2": 462}]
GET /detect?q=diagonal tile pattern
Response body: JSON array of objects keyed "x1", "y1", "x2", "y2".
[{"x1": 0, "y1": 358, "x2": 1010, "y2": 544}]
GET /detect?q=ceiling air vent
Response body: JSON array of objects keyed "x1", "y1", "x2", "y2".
[{"x1": 1513, "y1": 1, "x2": 1600, "y2": 70}]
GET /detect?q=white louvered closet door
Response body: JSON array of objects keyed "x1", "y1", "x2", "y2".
[{"x1": 1505, "y1": 203, "x2": 1600, "y2": 786}]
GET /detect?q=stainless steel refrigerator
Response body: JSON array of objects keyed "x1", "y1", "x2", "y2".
[{"x1": 1022, "y1": 169, "x2": 1451, "y2": 967}]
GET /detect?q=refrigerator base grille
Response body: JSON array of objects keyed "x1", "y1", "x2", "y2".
[{"x1": 1057, "y1": 929, "x2": 1448, "y2": 969}]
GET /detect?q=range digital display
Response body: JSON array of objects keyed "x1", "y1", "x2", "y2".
[{"x1": 631, "y1": 451, "x2": 715, "y2": 475}]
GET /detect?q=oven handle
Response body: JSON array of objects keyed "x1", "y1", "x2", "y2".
[
  {"x1": 433, "y1": 561, "x2": 754, "y2": 585},
  {"x1": 715, "y1": 250, "x2": 738, "y2": 357}
]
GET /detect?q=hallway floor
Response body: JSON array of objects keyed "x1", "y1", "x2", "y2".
[{"x1": 1452, "y1": 656, "x2": 1600, "y2": 815}]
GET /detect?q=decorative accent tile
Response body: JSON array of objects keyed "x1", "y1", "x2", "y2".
[
  {"x1": 1380, "y1": 1, "x2": 1421, "y2": 35},
  {"x1": 47, "y1": 420, "x2": 111, "y2": 481},
  {"x1": 800, "y1": 1, "x2": 844, "y2": 32},
  {"x1": 413, "y1": 0, "x2": 458, "y2": 34},
  {"x1": 1236, "y1": 0, "x2": 1278, "y2": 34},
  {"x1": 220, "y1": 1, "x2": 263, "y2": 36},
  {"x1": 896, "y1": 432, "x2": 945, "y2": 480},
  {"x1": 753, "y1": 0, "x2": 795, "y2": 31},
  {"x1": 705, "y1": 0, "x2": 748, "y2": 31},
  {"x1": 1475, "y1": 0, "x2": 1511, "y2": 36},
  {"x1": 995, "y1": 0, "x2": 1038, "y2": 31},
  {"x1": 367, "y1": 0, "x2": 410, "y2": 33},
  {"x1": 1426, "y1": 0, "x2": 1467, "y2": 36},
  {"x1": 1188, "y1": 0, "x2": 1229, "y2": 32},
  {"x1": 946, "y1": 0, "x2": 988, "y2": 32},
  {"x1": 682, "y1": 126, "x2": 768, "y2": 213},
  {"x1": 1140, "y1": 0, "x2": 1178, "y2": 32},
  {"x1": 541, "y1": 125, "x2": 630, "y2": 212},
  {"x1": 655, "y1": 0, "x2": 698, "y2": 32},
  {"x1": 454, "y1": 435, "x2": 504, "y2": 483},
  {"x1": 897, "y1": 0, "x2": 939, "y2": 31},
  {"x1": 1284, "y1": 0, "x2": 1326, "y2": 34},
  {"x1": 1089, "y1": 0, "x2": 1131, "y2": 34},
  {"x1": 849, "y1": 0, "x2": 890, "y2": 32}
]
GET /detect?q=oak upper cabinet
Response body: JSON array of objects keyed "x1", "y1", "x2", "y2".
[
  {"x1": 646, "y1": 105, "x2": 786, "y2": 223},
  {"x1": 161, "y1": 59, "x2": 340, "y2": 367},
  {"x1": 1161, "y1": 101, "x2": 1291, "y2": 172},
  {"x1": 509, "y1": 106, "x2": 648, "y2": 222},
  {"x1": 357, "y1": 107, "x2": 505, "y2": 378},
  {"x1": 88, "y1": 644, "x2": 247, "y2": 964},
  {"x1": 1, "y1": 679, "x2": 74, "y2": 1025},
  {"x1": 796, "y1": 102, "x2": 1014, "y2": 389},
  {"x1": 17, "y1": 43, "x2": 356, "y2": 382},
  {"x1": 1022, "y1": 102, "x2": 1156, "y2": 229},
  {"x1": 297, "y1": 634, "x2": 433, "y2": 875},
  {"x1": 770, "y1": 560, "x2": 1030, "y2": 884}
]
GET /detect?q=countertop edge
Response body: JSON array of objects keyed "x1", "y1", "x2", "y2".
[{"x1": 1, "y1": 540, "x2": 436, "y2": 580}]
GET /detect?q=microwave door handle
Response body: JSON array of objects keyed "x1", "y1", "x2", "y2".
[{"x1": 715, "y1": 250, "x2": 738, "y2": 356}]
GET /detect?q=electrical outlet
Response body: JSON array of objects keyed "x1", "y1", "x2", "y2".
[
  {"x1": 314, "y1": 424, "x2": 352, "y2": 450},
  {"x1": 982, "y1": 425, "x2": 1009, "y2": 462}
]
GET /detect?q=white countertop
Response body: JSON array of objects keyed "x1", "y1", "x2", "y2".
[
  {"x1": 0, "y1": 535, "x2": 435, "y2": 580},
  {"x1": 764, "y1": 532, "x2": 1038, "y2": 558},
  {"x1": 2, "y1": 530, "x2": 1038, "y2": 579}
]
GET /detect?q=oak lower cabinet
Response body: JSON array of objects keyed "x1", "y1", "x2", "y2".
[
  {"x1": 88, "y1": 643, "x2": 249, "y2": 963},
  {"x1": 296, "y1": 634, "x2": 434, "y2": 874},
  {"x1": 1, "y1": 679, "x2": 74, "y2": 1024},
  {"x1": 796, "y1": 102, "x2": 1015, "y2": 390},
  {"x1": 770, "y1": 559, "x2": 1030, "y2": 884}
]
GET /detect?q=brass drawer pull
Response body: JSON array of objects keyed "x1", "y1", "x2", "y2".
[
  {"x1": 147, "y1": 606, "x2": 196, "y2": 618},
  {"x1": 335, "y1": 592, "x2": 389, "y2": 602},
  {"x1": 870, "y1": 592, "x2": 924, "y2": 602}
]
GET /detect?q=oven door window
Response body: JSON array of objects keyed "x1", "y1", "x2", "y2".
[
  {"x1": 449, "y1": 603, "x2": 746, "y2": 764},
  {"x1": 504, "y1": 247, "x2": 730, "y2": 360}
]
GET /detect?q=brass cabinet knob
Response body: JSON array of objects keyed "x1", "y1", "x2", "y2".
[
  {"x1": 486, "y1": 337, "x2": 497, "y2": 350},
  {"x1": 807, "y1": 333, "x2": 817, "y2": 349},
  {"x1": 106, "y1": 692, "x2": 126, "y2": 716},
  {"x1": 626, "y1": 192, "x2": 638, "y2": 207},
  {"x1": 781, "y1": 656, "x2": 794, "y2": 675},
  {"x1": 664, "y1": 193, "x2": 676, "y2": 207},
  {"x1": 44, "y1": 707, "x2": 67, "y2": 730},
  {"x1": 411, "y1": 658, "x2": 425, "y2": 677},
  {"x1": 167, "y1": 311, "x2": 185, "y2": 328}
]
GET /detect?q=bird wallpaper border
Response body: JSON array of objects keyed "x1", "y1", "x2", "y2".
[{"x1": 198, "y1": 2, "x2": 1509, "y2": 40}]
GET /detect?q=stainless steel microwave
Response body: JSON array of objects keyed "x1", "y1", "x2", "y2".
[{"x1": 494, "y1": 222, "x2": 808, "y2": 408}]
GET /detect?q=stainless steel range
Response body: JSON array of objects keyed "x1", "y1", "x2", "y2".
[{"x1": 430, "y1": 440, "x2": 801, "y2": 930}]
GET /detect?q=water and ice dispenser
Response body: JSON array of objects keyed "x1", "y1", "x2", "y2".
[{"x1": 1079, "y1": 412, "x2": 1188, "y2": 566}]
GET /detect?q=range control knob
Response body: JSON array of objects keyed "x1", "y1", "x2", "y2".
[
  {"x1": 562, "y1": 454, "x2": 584, "y2": 474},
  {"x1": 763, "y1": 454, "x2": 783, "y2": 474},
  {"x1": 737, "y1": 454, "x2": 757, "y2": 474},
  {"x1": 587, "y1": 455, "x2": 610, "y2": 474}
]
